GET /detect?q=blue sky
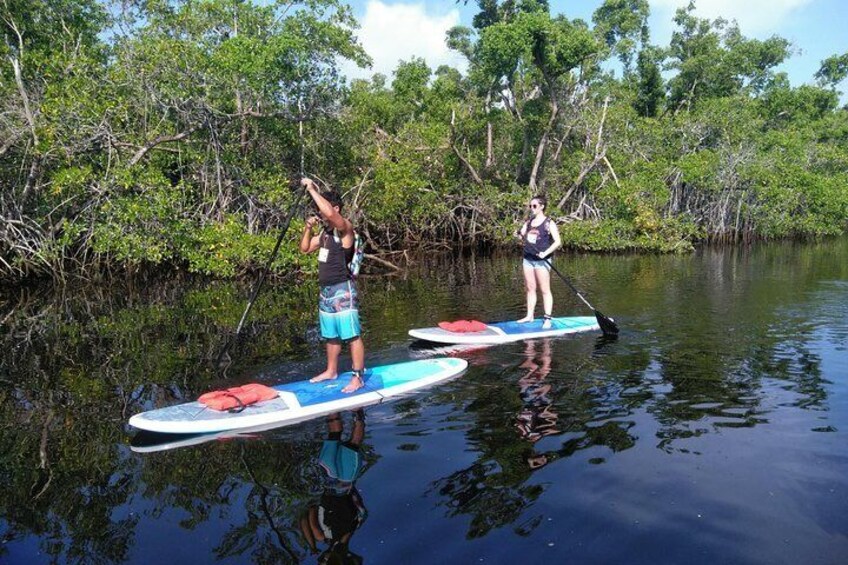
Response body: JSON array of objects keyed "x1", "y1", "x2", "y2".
[{"x1": 339, "y1": 0, "x2": 848, "y2": 99}]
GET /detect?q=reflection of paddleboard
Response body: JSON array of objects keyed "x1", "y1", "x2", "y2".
[
  {"x1": 408, "y1": 317, "x2": 599, "y2": 345},
  {"x1": 129, "y1": 358, "x2": 467, "y2": 434},
  {"x1": 408, "y1": 340, "x2": 493, "y2": 359},
  {"x1": 130, "y1": 430, "x2": 236, "y2": 453},
  {"x1": 129, "y1": 418, "x2": 315, "y2": 453}
]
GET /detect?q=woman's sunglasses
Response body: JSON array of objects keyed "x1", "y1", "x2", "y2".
[{"x1": 529, "y1": 203, "x2": 540, "y2": 209}]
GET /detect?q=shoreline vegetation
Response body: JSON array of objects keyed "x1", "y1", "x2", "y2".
[{"x1": 1, "y1": 1, "x2": 846, "y2": 283}]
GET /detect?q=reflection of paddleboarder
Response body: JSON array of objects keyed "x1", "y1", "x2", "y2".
[
  {"x1": 515, "y1": 339, "x2": 559, "y2": 469},
  {"x1": 300, "y1": 409, "x2": 368, "y2": 564}
]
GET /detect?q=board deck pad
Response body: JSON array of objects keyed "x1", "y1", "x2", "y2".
[
  {"x1": 408, "y1": 316, "x2": 599, "y2": 345},
  {"x1": 128, "y1": 357, "x2": 467, "y2": 434}
]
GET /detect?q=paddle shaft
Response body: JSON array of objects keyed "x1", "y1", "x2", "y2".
[
  {"x1": 523, "y1": 239, "x2": 596, "y2": 310},
  {"x1": 221, "y1": 104, "x2": 309, "y2": 362},
  {"x1": 215, "y1": 190, "x2": 305, "y2": 365},
  {"x1": 541, "y1": 256, "x2": 596, "y2": 311},
  {"x1": 233, "y1": 190, "x2": 305, "y2": 338},
  {"x1": 524, "y1": 240, "x2": 619, "y2": 335}
]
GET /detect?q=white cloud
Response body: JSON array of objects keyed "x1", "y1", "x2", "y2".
[
  {"x1": 341, "y1": 1, "x2": 467, "y2": 82},
  {"x1": 650, "y1": 0, "x2": 814, "y2": 35}
]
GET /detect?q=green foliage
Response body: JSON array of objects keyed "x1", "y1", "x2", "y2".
[
  {"x1": 666, "y1": 3, "x2": 790, "y2": 109},
  {"x1": 592, "y1": 0, "x2": 650, "y2": 70},
  {"x1": 559, "y1": 218, "x2": 696, "y2": 252},
  {"x1": 634, "y1": 47, "x2": 665, "y2": 117},
  {"x1": 1, "y1": 0, "x2": 846, "y2": 282},
  {"x1": 815, "y1": 52, "x2": 848, "y2": 88}
]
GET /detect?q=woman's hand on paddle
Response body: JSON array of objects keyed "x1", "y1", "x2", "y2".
[
  {"x1": 305, "y1": 215, "x2": 321, "y2": 229},
  {"x1": 300, "y1": 177, "x2": 317, "y2": 191}
]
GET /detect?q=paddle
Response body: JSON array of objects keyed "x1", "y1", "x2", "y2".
[
  {"x1": 216, "y1": 186, "x2": 306, "y2": 365},
  {"x1": 526, "y1": 242, "x2": 619, "y2": 336},
  {"x1": 218, "y1": 100, "x2": 310, "y2": 366}
]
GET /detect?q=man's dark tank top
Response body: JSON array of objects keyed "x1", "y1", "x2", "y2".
[
  {"x1": 318, "y1": 229, "x2": 354, "y2": 286},
  {"x1": 523, "y1": 217, "x2": 553, "y2": 260}
]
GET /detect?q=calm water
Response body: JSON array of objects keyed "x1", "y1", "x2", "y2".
[{"x1": 1, "y1": 238, "x2": 847, "y2": 564}]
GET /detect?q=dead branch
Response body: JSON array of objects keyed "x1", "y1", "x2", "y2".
[
  {"x1": 363, "y1": 252, "x2": 403, "y2": 273},
  {"x1": 128, "y1": 124, "x2": 202, "y2": 166},
  {"x1": 450, "y1": 109, "x2": 483, "y2": 186}
]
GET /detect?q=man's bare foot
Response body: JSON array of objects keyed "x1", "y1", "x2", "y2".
[
  {"x1": 517, "y1": 315, "x2": 534, "y2": 323},
  {"x1": 342, "y1": 372, "x2": 365, "y2": 394},
  {"x1": 309, "y1": 370, "x2": 338, "y2": 383}
]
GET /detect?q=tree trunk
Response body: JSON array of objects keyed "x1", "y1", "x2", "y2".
[
  {"x1": 485, "y1": 90, "x2": 494, "y2": 169},
  {"x1": 528, "y1": 99, "x2": 559, "y2": 191}
]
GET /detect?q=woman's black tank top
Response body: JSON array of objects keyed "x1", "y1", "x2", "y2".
[{"x1": 523, "y1": 217, "x2": 553, "y2": 259}]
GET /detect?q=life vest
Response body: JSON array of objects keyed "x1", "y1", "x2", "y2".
[
  {"x1": 438, "y1": 320, "x2": 488, "y2": 333},
  {"x1": 198, "y1": 383, "x2": 279, "y2": 412}
]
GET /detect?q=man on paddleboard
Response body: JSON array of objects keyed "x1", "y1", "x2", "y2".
[
  {"x1": 299, "y1": 177, "x2": 366, "y2": 393},
  {"x1": 516, "y1": 195, "x2": 562, "y2": 328}
]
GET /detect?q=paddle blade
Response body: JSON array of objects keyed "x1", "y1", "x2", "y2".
[{"x1": 595, "y1": 310, "x2": 619, "y2": 336}]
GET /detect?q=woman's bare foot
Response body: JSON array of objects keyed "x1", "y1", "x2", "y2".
[
  {"x1": 342, "y1": 372, "x2": 365, "y2": 394},
  {"x1": 309, "y1": 370, "x2": 338, "y2": 383},
  {"x1": 517, "y1": 315, "x2": 534, "y2": 323}
]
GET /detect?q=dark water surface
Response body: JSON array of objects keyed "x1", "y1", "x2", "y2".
[{"x1": 2, "y1": 238, "x2": 847, "y2": 564}]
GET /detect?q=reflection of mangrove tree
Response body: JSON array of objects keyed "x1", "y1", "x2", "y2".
[
  {"x1": 643, "y1": 243, "x2": 842, "y2": 449},
  {"x1": 0, "y1": 279, "x2": 324, "y2": 562},
  {"x1": 136, "y1": 439, "x2": 324, "y2": 564}
]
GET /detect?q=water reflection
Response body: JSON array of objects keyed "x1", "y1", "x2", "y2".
[
  {"x1": 515, "y1": 339, "x2": 558, "y2": 469},
  {"x1": 130, "y1": 410, "x2": 374, "y2": 564},
  {"x1": 429, "y1": 336, "x2": 641, "y2": 538},
  {"x1": 429, "y1": 339, "x2": 565, "y2": 537},
  {"x1": 300, "y1": 410, "x2": 369, "y2": 565},
  {"x1": 2, "y1": 237, "x2": 847, "y2": 563}
]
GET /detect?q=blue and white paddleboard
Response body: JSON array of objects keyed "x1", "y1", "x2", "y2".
[
  {"x1": 408, "y1": 316, "x2": 599, "y2": 345},
  {"x1": 128, "y1": 358, "x2": 467, "y2": 434}
]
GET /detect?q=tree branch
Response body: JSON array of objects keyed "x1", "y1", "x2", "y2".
[
  {"x1": 450, "y1": 109, "x2": 483, "y2": 186},
  {"x1": 128, "y1": 124, "x2": 202, "y2": 166}
]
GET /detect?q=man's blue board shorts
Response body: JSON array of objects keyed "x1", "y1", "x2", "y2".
[
  {"x1": 318, "y1": 280, "x2": 361, "y2": 341},
  {"x1": 319, "y1": 440, "x2": 364, "y2": 487}
]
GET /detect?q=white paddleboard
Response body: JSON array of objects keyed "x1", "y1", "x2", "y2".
[
  {"x1": 129, "y1": 357, "x2": 467, "y2": 434},
  {"x1": 408, "y1": 316, "x2": 599, "y2": 345}
]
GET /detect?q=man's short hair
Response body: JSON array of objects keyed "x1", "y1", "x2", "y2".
[{"x1": 324, "y1": 190, "x2": 343, "y2": 211}]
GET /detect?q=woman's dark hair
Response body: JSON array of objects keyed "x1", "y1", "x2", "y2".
[{"x1": 530, "y1": 195, "x2": 546, "y2": 210}]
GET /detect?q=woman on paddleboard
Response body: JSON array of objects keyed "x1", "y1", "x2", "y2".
[
  {"x1": 516, "y1": 195, "x2": 562, "y2": 329},
  {"x1": 299, "y1": 177, "x2": 366, "y2": 393}
]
